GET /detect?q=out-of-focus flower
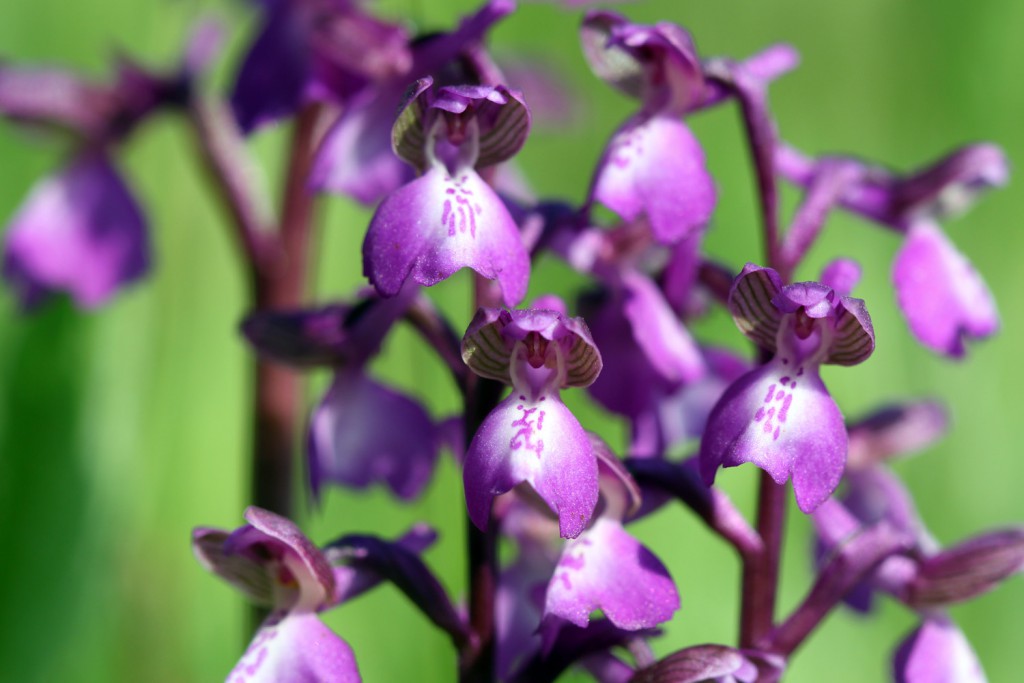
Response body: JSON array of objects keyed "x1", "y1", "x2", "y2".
[
  {"x1": 242, "y1": 287, "x2": 441, "y2": 502},
  {"x1": 231, "y1": 0, "x2": 411, "y2": 133},
  {"x1": 893, "y1": 617, "x2": 988, "y2": 683}
]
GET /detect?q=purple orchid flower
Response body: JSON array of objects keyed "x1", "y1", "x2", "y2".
[
  {"x1": 3, "y1": 154, "x2": 149, "y2": 309},
  {"x1": 580, "y1": 11, "x2": 716, "y2": 244},
  {"x1": 310, "y1": 0, "x2": 515, "y2": 204},
  {"x1": 776, "y1": 143, "x2": 1006, "y2": 357},
  {"x1": 541, "y1": 438, "x2": 679, "y2": 641},
  {"x1": 231, "y1": 0, "x2": 411, "y2": 133},
  {"x1": 700, "y1": 263, "x2": 875, "y2": 513},
  {"x1": 192, "y1": 507, "x2": 362, "y2": 682},
  {"x1": 461, "y1": 306, "x2": 602, "y2": 538},
  {"x1": 362, "y1": 78, "x2": 531, "y2": 306},
  {"x1": 242, "y1": 287, "x2": 440, "y2": 501}
]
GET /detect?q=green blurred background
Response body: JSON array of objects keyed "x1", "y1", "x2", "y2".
[{"x1": 0, "y1": 0, "x2": 1021, "y2": 680}]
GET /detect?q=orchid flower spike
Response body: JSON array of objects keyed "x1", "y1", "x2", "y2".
[
  {"x1": 461, "y1": 305, "x2": 602, "y2": 538},
  {"x1": 700, "y1": 263, "x2": 875, "y2": 513},
  {"x1": 363, "y1": 77, "x2": 531, "y2": 306}
]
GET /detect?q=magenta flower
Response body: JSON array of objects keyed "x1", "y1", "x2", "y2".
[
  {"x1": 3, "y1": 154, "x2": 149, "y2": 309},
  {"x1": 192, "y1": 507, "x2": 361, "y2": 682},
  {"x1": 362, "y1": 78, "x2": 532, "y2": 306},
  {"x1": 542, "y1": 439, "x2": 679, "y2": 638},
  {"x1": 461, "y1": 306, "x2": 602, "y2": 538},
  {"x1": 581, "y1": 11, "x2": 716, "y2": 244},
  {"x1": 700, "y1": 263, "x2": 875, "y2": 512},
  {"x1": 242, "y1": 289, "x2": 440, "y2": 502}
]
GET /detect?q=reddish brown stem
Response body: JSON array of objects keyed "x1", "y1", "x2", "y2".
[
  {"x1": 740, "y1": 471, "x2": 787, "y2": 648},
  {"x1": 250, "y1": 104, "x2": 322, "y2": 520}
]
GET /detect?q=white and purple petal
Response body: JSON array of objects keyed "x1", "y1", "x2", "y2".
[
  {"x1": 542, "y1": 517, "x2": 679, "y2": 633},
  {"x1": 700, "y1": 359, "x2": 846, "y2": 513},
  {"x1": 464, "y1": 393, "x2": 598, "y2": 538},
  {"x1": 230, "y1": 612, "x2": 360, "y2": 683},
  {"x1": 308, "y1": 370, "x2": 437, "y2": 502},
  {"x1": 363, "y1": 166, "x2": 529, "y2": 306},
  {"x1": 590, "y1": 114, "x2": 715, "y2": 244},
  {"x1": 893, "y1": 221, "x2": 997, "y2": 357},
  {"x1": 3, "y1": 154, "x2": 149, "y2": 309}
]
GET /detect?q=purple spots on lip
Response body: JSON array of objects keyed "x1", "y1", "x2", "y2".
[
  {"x1": 440, "y1": 179, "x2": 482, "y2": 238},
  {"x1": 763, "y1": 383, "x2": 777, "y2": 403},
  {"x1": 510, "y1": 405, "x2": 545, "y2": 457},
  {"x1": 755, "y1": 407, "x2": 765, "y2": 421},
  {"x1": 779, "y1": 393, "x2": 793, "y2": 421},
  {"x1": 776, "y1": 390, "x2": 786, "y2": 401},
  {"x1": 780, "y1": 376, "x2": 791, "y2": 384}
]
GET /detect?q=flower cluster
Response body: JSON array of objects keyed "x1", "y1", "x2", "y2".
[{"x1": 1, "y1": 1, "x2": 1018, "y2": 682}]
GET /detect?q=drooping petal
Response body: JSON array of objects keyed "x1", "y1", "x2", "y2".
[
  {"x1": 590, "y1": 113, "x2": 715, "y2": 244},
  {"x1": 3, "y1": 154, "x2": 149, "y2": 309},
  {"x1": 893, "y1": 618, "x2": 987, "y2": 683},
  {"x1": 621, "y1": 270, "x2": 705, "y2": 384},
  {"x1": 308, "y1": 370, "x2": 437, "y2": 501},
  {"x1": 893, "y1": 221, "x2": 998, "y2": 357},
  {"x1": 363, "y1": 166, "x2": 529, "y2": 306},
  {"x1": 700, "y1": 359, "x2": 846, "y2": 513},
  {"x1": 825, "y1": 296, "x2": 875, "y2": 366},
  {"x1": 464, "y1": 393, "x2": 598, "y2": 538},
  {"x1": 584, "y1": 286, "x2": 675, "y2": 420},
  {"x1": 192, "y1": 528, "x2": 274, "y2": 607},
  {"x1": 906, "y1": 528, "x2": 1024, "y2": 608},
  {"x1": 542, "y1": 517, "x2": 678, "y2": 632},
  {"x1": 231, "y1": 612, "x2": 361, "y2": 683}
]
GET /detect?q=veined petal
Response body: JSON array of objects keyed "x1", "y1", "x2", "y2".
[
  {"x1": 893, "y1": 222, "x2": 997, "y2": 357},
  {"x1": 727, "y1": 264, "x2": 784, "y2": 353},
  {"x1": 826, "y1": 296, "x2": 875, "y2": 366},
  {"x1": 363, "y1": 167, "x2": 529, "y2": 306},
  {"x1": 3, "y1": 154, "x2": 149, "y2": 309},
  {"x1": 462, "y1": 307, "x2": 602, "y2": 388},
  {"x1": 308, "y1": 370, "x2": 437, "y2": 501},
  {"x1": 230, "y1": 612, "x2": 360, "y2": 683},
  {"x1": 590, "y1": 114, "x2": 715, "y2": 244},
  {"x1": 542, "y1": 517, "x2": 678, "y2": 632},
  {"x1": 700, "y1": 359, "x2": 846, "y2": 513},
  {"x1": 464, "y1": 393, "x2": 598, "y2": 538}
]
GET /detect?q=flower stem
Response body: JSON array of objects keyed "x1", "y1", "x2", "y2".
[
  {"x1": 740, "y1": 471, "x2": 787, "y2": 648},
  {"x1": 460, "y1": 274, "x2": 503, "y2": 683}
]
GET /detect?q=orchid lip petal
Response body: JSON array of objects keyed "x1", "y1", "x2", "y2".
[
  {"x1": 463, "y1": 392, "x2": 598, "y2": 538},
  {"x1": 700, "y1": 359, "x2": 847, "y2": 513},
  {"x1": 363, "y1": 166, "x2": 529, "y2": 306},
  {"x1": 590, "y1": 114, "x2": 715, "y2": 244}
]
